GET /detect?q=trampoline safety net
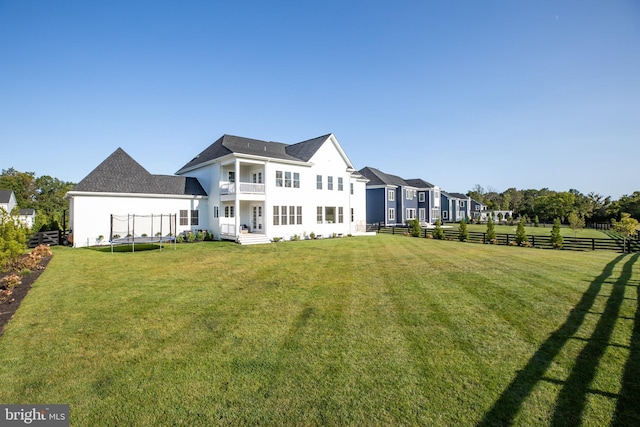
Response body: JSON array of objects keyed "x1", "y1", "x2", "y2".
[{"x1": 110, "y1": 213, "x2": 177, "y2": 252}]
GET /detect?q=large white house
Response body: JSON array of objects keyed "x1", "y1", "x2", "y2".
[{"x1": 66, "y1": 133, "x2": 369, "y2": 247}]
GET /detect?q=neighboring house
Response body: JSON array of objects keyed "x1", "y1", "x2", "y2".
[
  {"x1": 448, "y1": 192, "x2": 472, "y2": 221},
  {"x1": 0, "y1": 190, "x2": 36, "y2": 228},
  {"x1": 0, "y1": 189, "x2": 17, "y2": 214},
  {"x1": 440, "y1": 192, "x2": 470, "y2": 223},
  {"x1": 66, "y1": 133, "x2": 369, "y2": 247},
  {"x1": 359, "y1": 167, "x2": 442, "y2": 226},
  {"x1": 18, "y1": 209, "x2": 36, "y2": 229},
  {"x1": 358, "y1": 167, "x2": 416, "y2": 226},
  {"x1": 469, "y1": 198, "x2": 486, "y2": 220},
  {"x1": 404, "y1": 178, "x2": 441, "y2": 225}
]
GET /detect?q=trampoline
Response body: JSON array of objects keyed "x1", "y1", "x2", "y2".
[{"x1": 109, "y1": 213, "x2": 177, "y2": 252}]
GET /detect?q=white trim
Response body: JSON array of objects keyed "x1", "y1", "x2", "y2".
[{"x1": 66, "y1": 191, "x2": 207, "y2": 200}]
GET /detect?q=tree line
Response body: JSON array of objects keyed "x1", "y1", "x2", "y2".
[
  {"x1": 467, "y1": 184, "x2": 640, "y2": 224},
  {"x1": 0, "y1": 168, "x2": 75, "y2": 232}
]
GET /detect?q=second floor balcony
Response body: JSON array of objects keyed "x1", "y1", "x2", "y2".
[{"x1": 220, "y1": 181, "x2": 265, "y2": 195}]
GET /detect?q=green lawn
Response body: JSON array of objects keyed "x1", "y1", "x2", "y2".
[{"x1": 0, "y1": 236, "x2": 638, "y2": 426}]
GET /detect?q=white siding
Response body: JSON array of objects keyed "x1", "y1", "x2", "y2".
[{"x1": 68, "y1": 193, "x2": 208, "y2": 247}]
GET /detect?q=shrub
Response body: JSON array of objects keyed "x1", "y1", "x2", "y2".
[
  {"x1": 187, "y1": 232, "x2": 196, "y2": 243},
  {"x1": 550, "y1": 218, "x2": 563, "y2": 249},
  {"x1": 515, "y1": 217, "x2": 528, "y2": 246},
  {"x1": 486, "y1": 216, "x2": 496, "y2": 244},
  {"x1": 32, "y1": 244, "x2": 52, "y2": 258},
  {"x1": 410, "y1": 218, "x2": 421, "y2": 237},
  {"x1": 458, "y1": 219, "x2": 468, "y2": 242},
  {"x1": 309, "y1": 232, "x2": 316, "y2": 240},
  {"x1": 433, "y1": 218, "x2": 444, "y2": 240},
  {"x1": 0, "y1": 211, "x2": 27, "y2": 271},
  {"x1": 272, "y1": 237, "x2": 282, "y2": 243},
  {"x1": 0, "y1": 288, "x2": 13, "y2": 302},
  {"x1": 1, "y1": 273, "x2": 21, "y2": 290},
  {"x1": 196, "y1": 230, "x2": 205, "y2": 241},
  {"x1": 176, "y1": 234, "x2": 184, "y2": 243}
]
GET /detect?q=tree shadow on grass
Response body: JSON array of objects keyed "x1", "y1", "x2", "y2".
[{"x1": 478, "y1": 253, "x2": 639, "y2": 426}]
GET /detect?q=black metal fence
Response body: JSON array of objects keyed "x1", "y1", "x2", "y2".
[{"x1": 375, "y1": 226, "x2": 640, "y2": 252}]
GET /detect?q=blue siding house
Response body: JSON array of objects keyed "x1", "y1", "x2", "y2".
[
  {"x1": 359, "y1": 167, "x2": 419, "y2": 226},
  {"x1": 359, "y1": 167, "x2": 442, "y2": 226},
  {"x1": 405, "y1": 178, "x2": 441, "y2": 225}
]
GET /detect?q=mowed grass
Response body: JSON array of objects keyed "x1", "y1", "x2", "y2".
[{"x1": 0, "y1": 236, "x2": 638, "y2": 426}]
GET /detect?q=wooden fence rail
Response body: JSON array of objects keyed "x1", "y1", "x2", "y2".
[
  {"x1": 376, "y1": 226, "x2": 639, "y2": 252},
  {"x1": 27, "y1": 230, "x2": 62, "y2": 249}
]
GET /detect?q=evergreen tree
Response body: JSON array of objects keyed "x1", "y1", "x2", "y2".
[
  {"x1": 433, "y1": 218, "x2": 444, "y2": 240},
  {"x1": 458, "y1": 218, "x2": 468, "y2": 242},
  {"x1": 534, "y1": 215, "x2": 539, "y2": 227},
  {"x1": 486, "y1": 215, "x2": 497, "y2": 243},
  {"x1": 410, "y1": 218, "x2": 421, "y2": 237},
  {"x1": 515, "y1": 216, "x2": 528, "y2": 246},
  {"x1": 550, "y1": 218, "x2": 563, "y2": 249}
]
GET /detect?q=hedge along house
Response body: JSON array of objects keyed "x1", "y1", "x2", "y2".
[
  {"x1": 66, "y1": 148, "x2": 208, "y2": 247},
  {"x1": 174, "y1": 133, "x2": 370, "y2": 244},
  {"x1": 66, "y1": 133, "x2": 370, "y2": 247}
]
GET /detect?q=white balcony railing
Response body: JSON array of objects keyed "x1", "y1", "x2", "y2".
[{"x1": 220, "y1": 182, "x2": 265, "y2": 195}]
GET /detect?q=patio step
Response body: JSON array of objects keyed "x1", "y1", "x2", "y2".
[{"x1": 237, "y1": 233, "x2": 272, "y2": 245}]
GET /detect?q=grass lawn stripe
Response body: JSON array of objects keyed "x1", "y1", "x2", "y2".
[{"x1": 0, "y1": 235, "x2": 638, "y2": 426}]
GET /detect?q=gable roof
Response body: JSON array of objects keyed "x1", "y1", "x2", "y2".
[
  {"x1": 284, "y1": 134, "x2": 332, "y2": 162},
  {"x1": 358, "y1": 167, "x2": 409, "y2": 187},
  {"x1": 0, "y1": 189, "x2": 14, "y2": 204},
  {"x1": 72, "y1": 148, "x2": 207, "y2": 196},
  {"x1": 177, "y1": 134, "x2": 334, "y2": 173},
  {"x1": 449, "y1": 192, "x2": 469, "y2": 199},
  {"x1": 405, "y1": 178, "x2": 435, "y2": 189}
]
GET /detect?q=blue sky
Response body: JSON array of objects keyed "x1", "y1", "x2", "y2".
[{"x1": 1, "y1": 0, "x2": 638, "y2": 199}]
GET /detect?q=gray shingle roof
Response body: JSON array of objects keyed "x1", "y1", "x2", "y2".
[
  {"x1": 73, "y1": 148, "x2": 207, "y2": 196},
  {"x1": 177, "y1": 134, "x2": 331, "y2": 173},
  {"x1": 0, "y1": 189, "x2": 13, "y2": 204},
  {"x1": 358, "y1": 167, "x2": 408, "y2": 187},
  {"x1": 448, "y1": 192, "x2": 469, "y2": 199},
  {"x1": 285, "y1": 134, "x2": 331, "y2": 162},
  {"x1": 405, "y1": 178, "x2": 435, "y2": 189}
]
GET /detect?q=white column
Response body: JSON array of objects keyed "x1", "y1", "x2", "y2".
[{"x1": 234, "y1": 159, "x2": 240, "y2": 237}]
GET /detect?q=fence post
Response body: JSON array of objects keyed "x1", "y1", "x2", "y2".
[
  {"x1": 592, "y1": 238, "x2": 595, "y2": 251},
  {"x1": 506, "y1": 234, "x2": 510, "y2": 245},
  {"x1": 531, "y1": 235, "x2": 535, "y2": 248},
  {"x1": 483, "y1": 233, "x2": 486, "y2": 244}
]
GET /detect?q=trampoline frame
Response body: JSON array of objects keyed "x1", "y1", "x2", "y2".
[{"x1": 109, "y1": 213, "x2": 177, "y2": 253}]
